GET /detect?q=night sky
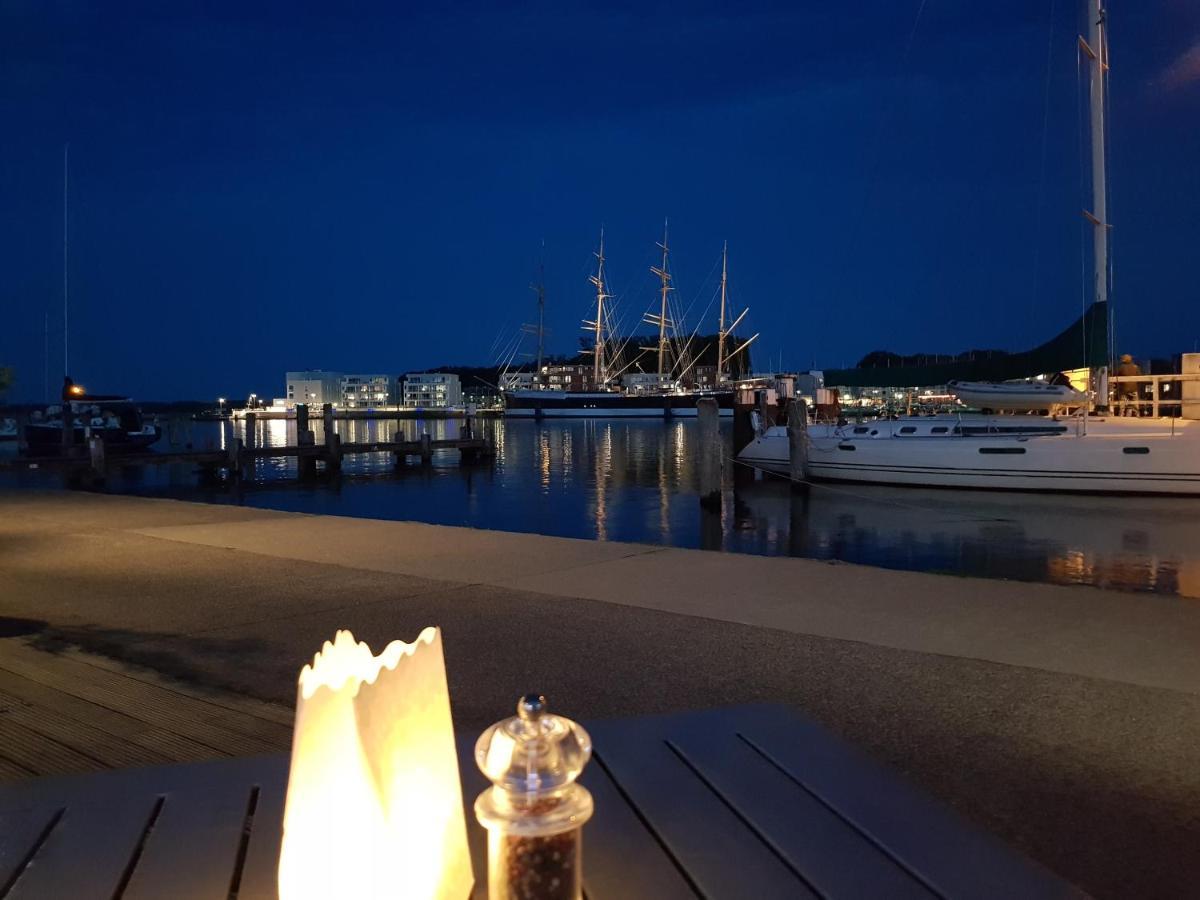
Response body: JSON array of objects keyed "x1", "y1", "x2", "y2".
[{"x1": 2, "y1": 1, "x2": 1198, "y2": 402}]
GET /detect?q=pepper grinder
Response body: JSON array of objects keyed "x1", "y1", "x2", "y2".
[{"x1": 474, "y1": 694, "x2": 594, "y2": 900}]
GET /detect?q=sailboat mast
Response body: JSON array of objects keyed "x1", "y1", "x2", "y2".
[
  {"x1": 1082, "y1": 0, "x2": 1109, "y2": 403},
  {"x1": 590, "y1": 230, "x2": 608, "y2": 386},
  {"x1": 63, "y1": 142, "x2": 69, "y2": 378},
  {"x1": 1086, "y1": 0, "x2": 1108, "y2": 308},
  {"x1": 717, "y1": 241, "x2": 728, "y2": 383},
  {"x1": 653, "y1": 220, "x2": 672, "y2": 385}
]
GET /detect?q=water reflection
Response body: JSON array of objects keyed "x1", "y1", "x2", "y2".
[{"x1": 6, "y1": 415, "x2": 1200, "y2": 598}]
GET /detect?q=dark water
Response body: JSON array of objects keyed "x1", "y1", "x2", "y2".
[{"x1": 6, "y1": 415, "x2": 1200, "y2": 599}]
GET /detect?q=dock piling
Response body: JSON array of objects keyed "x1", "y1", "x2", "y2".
[
  {"x1": 323, "y1": 404, "x2": 342, "y2": 473},
  {"x1": 420, "y1": 432, "x2": 433, "y2": 466},
  {"x1": 787, "y1": 399, "x2": 809, "y2": 492},
  {"x1": 697, "y1": 398, "x2": 722, "y2": 511},
  {"x1": 295, "y1": 404, "x2": 316, "y2": 480}
]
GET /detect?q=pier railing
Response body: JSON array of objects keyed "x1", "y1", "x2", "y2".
[{"x1": 1109, "y1": 373, "x2": 1200, "y2": 418}]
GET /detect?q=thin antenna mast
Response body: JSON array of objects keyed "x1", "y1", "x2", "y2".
[
  {"x1": 717, "y1": 241, "x2": 728, "y2": 383},
  {"x1": 651, "y1": 219, "x2": 672, "y2": 386},
  {"x1": 63, "y1": 142, "x2": 69, "y2": 378}
]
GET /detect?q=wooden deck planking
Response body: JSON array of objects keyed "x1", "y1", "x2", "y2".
[
  {"x1": 0, "y1": 685, "x2": 170, "y2": 771},
  {"x1": 0, "y1": 668, "x2": 236, "y2": 767},
  {"x1": 0, "y1": 640, "x2": 290, "y2": 750},
  {"x1": 50, "y1": 645, "x2": 293, "y2": 727},
  {"x1": 0, "y1": 638, "x2": 291, "y2": 784}
]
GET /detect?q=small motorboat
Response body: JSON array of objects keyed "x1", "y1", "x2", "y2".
[
  {"x1": 947, "y1": 380, "x2": 1086, "y2": 411},
  {"x1": 23, "y1": 396, "x2": 161, "y2": 455}
]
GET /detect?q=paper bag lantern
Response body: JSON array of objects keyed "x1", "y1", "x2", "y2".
[{"x1": 278, "y1": 627, "x2": 473, "y2": 899}]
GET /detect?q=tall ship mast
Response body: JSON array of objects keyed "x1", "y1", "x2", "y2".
[
  {"x1": 648, "y1": 220, "x2": 673, "y2": 387},
  {"x1": 717, "y1": 241, "x2": 728, "y2": 383},
  {"x1": 714, "y1": 242, "x2": 756, "y2": 385},
  {"x1": 584, "y1": 230, "x2": 611, "y2": 387}
]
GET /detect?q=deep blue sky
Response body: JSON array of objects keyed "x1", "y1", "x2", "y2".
[{"x1": 2, "y1": 1, "x2": 1198, "y2": 402}]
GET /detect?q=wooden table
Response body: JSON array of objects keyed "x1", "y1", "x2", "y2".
[{"x1": 0, "y1": 705, "x2": 1082, "y2": 899}]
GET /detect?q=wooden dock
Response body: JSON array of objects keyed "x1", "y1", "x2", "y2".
[
  {"x1": 0, "y1": 634, "x2": 292, "y2": 783},
  {"x1": 0, "y1": 402, "x2": 494, "y2": 485}
]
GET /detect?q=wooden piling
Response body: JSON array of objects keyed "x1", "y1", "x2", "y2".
[
  {"x1": 61, "y1": 404, "x2": 73, "y2": 452},
  {"x1": 226, "y1": 437, "x2": 243, "y2": 481},
  {"x1": 697, "y1": 398, "x2": 722, "y2": 511},
  {"x1": 787, "y1": 398, "x2": 809, "y2": 493},
  {"x1": 420, "y1": 432, "x2": 433, "y2": 466},
  {"x1": 322, "y1": 404, "x2": 335, "y2": 442},
  {"x1": 295, "y1": 404, "x2": 316, "y2": 480},
  {"x1": 244, "y1": 412, "x2": 257, "y2": 450}
]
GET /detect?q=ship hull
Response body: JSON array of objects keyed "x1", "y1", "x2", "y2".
[
  {"x1": 737, "y1": 417, "x2": 1200, "y2": 495},
  {"x1": 504, "y1": 390, "x2": 734, "y2": 418}
]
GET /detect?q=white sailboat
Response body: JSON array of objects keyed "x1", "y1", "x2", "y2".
[{"x1": 738, "y1": 0, "x2": 1200, "y2": 495}]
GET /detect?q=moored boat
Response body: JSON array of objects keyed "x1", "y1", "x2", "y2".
[
  {"x1": 948, "y1": 380, "x2": 1086, "y2": 411},
  {"x1": 24, "y1": 396, "x2": 161, "y2": 455},
  {"x1": 738, "y1": 414, "x2": 1200, "y2": 495}
]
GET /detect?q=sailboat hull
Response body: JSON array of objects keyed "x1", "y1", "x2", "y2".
[{"x1": 737, "y1": 418, "x2": 1200, "y2": 495}]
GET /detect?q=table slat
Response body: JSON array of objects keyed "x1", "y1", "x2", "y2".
[
  {"x1": 668, "y1": 724, "x2": 935, "y2": 900},
  {"x1": 733, "y1": 706, "x2": 1083, "y2": 900},
  {"x1": 231, "y1": 763, "x2": 290, "y2": 900},
  {"x1": 0, "y1": 805, "x2": 62, "y2": 892},
  {"x1": 7, "y1": 795, "x2": 158, "y2": 900},
  {"x1": 577, "y1": 750, "x2": 697, "y2": 900},
  {"x1": 122, "y1": 778, "x2": 253, "y2": 900},
  {"x1": 590, "y1": 718, "x2": 817, "y2": 900}
]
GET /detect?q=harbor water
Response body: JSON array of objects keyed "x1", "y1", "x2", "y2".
[{"x1": 5, "y1": 415, "x2": 1200, "y2": 599}]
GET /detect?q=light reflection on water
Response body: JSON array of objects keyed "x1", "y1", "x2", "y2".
[{"x1": 6, "y1": 415, "x2": 1200, "y2": 599}]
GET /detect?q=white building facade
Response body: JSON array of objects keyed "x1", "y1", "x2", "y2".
[
  {"x1": 285, "y1": 371, "x2": 344, "y2": 408},
  {"x1": 341, "y1": 374, "x2": 399, "y2": 408},
  {"x1": 403, "y1": 373, "x2": 462, "y2": 408}
]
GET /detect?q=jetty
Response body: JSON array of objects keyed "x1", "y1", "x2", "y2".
[{"x1": 0, "y1": 402, "x2": 494, "y2": 485}]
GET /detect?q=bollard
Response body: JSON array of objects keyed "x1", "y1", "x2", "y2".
[
  {"x1": 787, "y1": 398, "x2": 810, "y2": 493},
  {"x1": 697, "y1": 398, "x2": 722, "y2": 511}
]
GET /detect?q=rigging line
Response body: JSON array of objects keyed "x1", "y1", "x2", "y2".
[{"x1": 1030, "y1": 0, "x2": 1058, "y2": 328}]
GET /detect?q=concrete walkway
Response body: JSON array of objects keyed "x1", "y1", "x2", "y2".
[
  {"x1": 2, "y1": 488, "x2": 1199, "y2": 899},
  {"x1": 133, "y1": 504, "x2": 1200, "y2": 695}
]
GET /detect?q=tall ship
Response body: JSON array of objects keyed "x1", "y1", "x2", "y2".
[{"x1": 503, "y1": 229, "x2": 756, "y2": 418}]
